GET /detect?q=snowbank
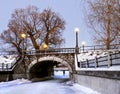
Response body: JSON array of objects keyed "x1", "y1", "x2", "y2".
[
  {"x1": 0, "y1": 78, "x2": 101, "y2": 94},
  {"x1": 0, "y1": 79, "x2": 31, "y2": 88},
  {"x1": 73, "y1": 83, "x2": 101, "y2": 94},
  {"x1": 0, "y1": 55, "x2": 17, "y2": 64},
  {"x1": 78, "y1": 50, "x2": 120, "y2": 62}
]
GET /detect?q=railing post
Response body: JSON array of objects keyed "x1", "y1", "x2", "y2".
[
  {"x1": 108, "y1": 52, "x2": 112, "y2": 67},
  {"x1": 95, "y1": 57, "x2": 98, "y2": 68},
  {"x1": 80, "y1": 61, "x2": 81, "y2": 68},
  {"x1": 11, "y1": 63, "x2": 13, "y2": 68},
  {"x1": 77, "y1": 61, "x2": 80, "y2": 68},
  {"x1": 2, "y1": 63, "x2": 4, "y2": 71},
  {"x1": 86, "y1": 59, "x2": 89, "y2": 68},
  {"x1": 94, "y1": 46, "x2": 95, "y2": 51},
  {"x1": 6, "y1": 64, "x2": 8, "y2": 71}
]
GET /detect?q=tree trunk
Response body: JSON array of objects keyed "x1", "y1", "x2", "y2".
[
  {"x1": 106, "y1": 3, "x2": 111, "y2": 50},
  {"x1": 29, "y1": 35, "x2": 39, "y2": 51}
]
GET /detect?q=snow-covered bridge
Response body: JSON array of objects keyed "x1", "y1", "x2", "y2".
[
  {"x1": 0, "y1": 47, "x2": 120, "y2": 94},
  {"x1": 0, "y1": 48, "x2": 76, "y2": 80}
]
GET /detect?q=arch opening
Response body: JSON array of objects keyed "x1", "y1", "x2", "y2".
[{"x1": 27, "y1": 56, "x2": 72, "y2": 80}]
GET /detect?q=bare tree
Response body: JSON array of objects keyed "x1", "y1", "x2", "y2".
[
  {"x1": 0, "y1": 6, "x2": 65, "y2": 53},
  {"x1": 40, "y1": 8, "x2": 65, "y2": 47},
  {"x1": 0, "y1": 29, "x2": 22, "y2": 54},
  {"x1": 86, "y1": 0, "x2": 120, "y2": 49}
]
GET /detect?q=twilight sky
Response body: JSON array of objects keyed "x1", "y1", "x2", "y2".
[{"x1": 0, "y1": 0, "x2": 93, "y2": 48}]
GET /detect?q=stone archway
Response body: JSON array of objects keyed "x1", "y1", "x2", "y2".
[{"x1": 27, "y1": 56, "x2": 72, "y2": 79}]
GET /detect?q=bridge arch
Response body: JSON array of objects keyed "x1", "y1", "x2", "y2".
[{"x1": 27, "y1": 56, "x2": 72, "y2": 79}]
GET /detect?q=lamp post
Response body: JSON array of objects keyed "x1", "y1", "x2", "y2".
[
  {"x1": 81, "y1": 41, "x2": 85, "y2": 52},
  {"x1": 21, "y1": 33, "x2": 27, "y2": 75},
  {"x1": 74, "y1": 27, "x2": 79, "y2": 54},
  {"x1": 74, "y1": 27, "x2": 80, "y2": 81},
  {"x1": 21, "y1": 33, "x2": 26, "y2": 56}
]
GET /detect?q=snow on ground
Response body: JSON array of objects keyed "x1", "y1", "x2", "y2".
[
  {"x1": 0, "y1": 55, "x2": 17, "y2": 64},
  {"x1": 0, "y1": 79, "x2": 31, "y2": 88},
  {"x1": 78, "y1": 50, "x2": 120, "y2": 62},
  {"x1": 0, "y1": 71, "x2": 101, "y2": 94},
  {"x1": 0, "y1": 55, "x2": 18, "y2": 69},
  {"x1": 78, "y1": 50, "x2": 108, "y2": 62}
]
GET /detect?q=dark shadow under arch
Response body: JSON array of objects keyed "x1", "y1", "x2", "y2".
[{"x1": 27, "y1": 56, "x2": 72, "y2": 80}]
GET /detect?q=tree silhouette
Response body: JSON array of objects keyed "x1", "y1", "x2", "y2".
[
  {"x1": 87, "y1": 0, "x2": 120, "y2": 49},
  {"x1": 0, "y1": 6, "x2": 65, "y2": 53}
]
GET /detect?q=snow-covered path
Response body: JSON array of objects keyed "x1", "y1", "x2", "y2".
[
  {"x1": 0, "y1": 79, "x2": 100, "y2": 94},
  {"x1": 0, "y1": 79, "x2": 77, "y2": 94},
  {"x1": 0, "y1": 71, "x2": 100, "y2": 94}
]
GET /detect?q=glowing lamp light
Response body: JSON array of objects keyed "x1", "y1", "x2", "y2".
[
  {"x1": 81, "y1": 41, "x2": 86, "y2": 46},
  {"x1": 74, "y1": 27, "x2": 79, "y2": 33},
  {"x1": 43, "y1": 43, "x2": 48, "y2": 49},
  {"x1": 21, "y1": 33, "x2": 26, "y2": 39}
]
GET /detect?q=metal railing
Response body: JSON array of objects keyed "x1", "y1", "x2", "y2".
[
  {"x1": 25, "y1": 48, "x2": 76, "y2": 55},
  {"x1": 0, "y1": 44, "x2": 119, "y2": 55},
  {"x1": 0, "y1": 56, "x2": 22, "y2": 71},
  {"x1": 80, "y1": 44, "x2": 120, "y2": 52},
  {"x1": 0, "y1": 63, "x2": 14, "y2": 71},
  {"x1": 0, "y1": 48, "x2": 76, "y2": 55},
  {"x1": 78, "y1": 52, "x2": 120, "y2": 68}
]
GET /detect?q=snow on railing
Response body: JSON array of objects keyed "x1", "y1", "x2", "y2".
[
  {"x1": 0, "y1": 55, "x2": 19, "y2": 71},
  {"x1": 77, "y1": 51, "x2": 120, "y2": 68}
]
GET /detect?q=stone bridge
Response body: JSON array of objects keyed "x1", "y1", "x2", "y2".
[
  {"x1": 0, "y1": 48, "x2": 77, "y2": 81},
  {"x1": 0, "y1": 46, "x2": 120, "y2": 94}
]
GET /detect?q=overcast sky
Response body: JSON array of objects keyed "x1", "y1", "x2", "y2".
[{"x1": 0, "y1": 0, "x2": 93, "y2": 48}]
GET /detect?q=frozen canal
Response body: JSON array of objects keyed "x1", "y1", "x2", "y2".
[{"x1": 0, "y1": 71, "x2": 100, "y2": 94}]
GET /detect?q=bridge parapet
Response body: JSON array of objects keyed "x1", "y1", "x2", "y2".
[
  {"x1": 25, "y1": 48, "x2": 76, "y2": 55},
  {"x1": 0, "y1": 48, "x2": 77, "y2": 56},
  {"x1": 0, "y1": 44, "x2": 119, "y2": 55}
]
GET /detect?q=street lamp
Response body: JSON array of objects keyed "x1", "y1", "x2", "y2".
[
  {"x1": 20, "y1": 33, "x2": 27, "y2": 75},
  {"x1": 21, "y1": 33, "x2": 26, "y2": 39},
  {"x1": 81, "y1": 41, "x2": 86, "y2": 52},
  {"x1": 21, "y1": 33, "x2": 26, "y2": 56},
  {"x1": 74, "y1": 27, "x2": 79, "y2": 54},
  {"x1": 42, "y1": 43, "x2": 48, "y2": 54},
  {"x1": 74, "y1": 27, "x2": 81, "y2": 70},
  {"x1": 43, "y1": 43, "x2": 48, "y2": 50}
]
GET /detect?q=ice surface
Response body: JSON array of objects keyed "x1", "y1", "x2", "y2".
[{"x1": 0, "y1": 71, "x2": 101, "y2": 94}]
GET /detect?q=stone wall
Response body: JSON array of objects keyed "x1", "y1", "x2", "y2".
[
  {"x1": 74, "y1": 71, "x2": 120, "y2": 94},
  {"x1": 0, "y1": 71, "x2": 13, "y2": 82}
]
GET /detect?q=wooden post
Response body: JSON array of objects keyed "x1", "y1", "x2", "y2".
[
  {"x1": 108, "y1": 52, "x2": 112, "y2": 67},
  {"x1": 80, "y1": 61, "x2": 81, "y2": 68},
  {"x1": 86, "y1": 59, "x2": 89, "y2": 68},
  {"x1": 94, "y1": 46, "x2": 95, "y2": 51},
  {"x1": 6, "y1": 64, "x2": 8, "y2": 71},
  {"x1": 95, "y1": 57, "x2": 98, "y2": 68},
  {"x1": 2, "y1": 63, "x2": 4, "y2": 71},
  {"x1": 77, "y1": 61, "x2": 80, "y2": 68}
]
